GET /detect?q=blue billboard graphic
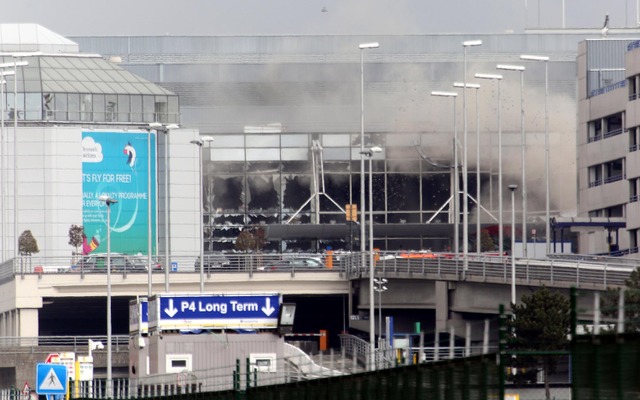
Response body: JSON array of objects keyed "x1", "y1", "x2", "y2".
[
  {"x1": 148, "y1": 294, "x2": 281, "y2": 331},
  {"x1": 82, "y1": 131, "x2": 157, "y2": 255}
]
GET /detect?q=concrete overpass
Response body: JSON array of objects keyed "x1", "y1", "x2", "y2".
[
  {"x1": 0, "y1": 253, "x2": 631, "y2": 340},
  {"x1": 0, "y1": 252, "x2": 633, "y2": 389}
]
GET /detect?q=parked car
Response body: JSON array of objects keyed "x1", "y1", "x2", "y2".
[
  {"x1": 129, "y1": 255, "x2": 163, "y2": 271},
  {"x1": 72, "y1": 253, "x2": 147, "y2": 273},
  {"x1": 259, "y1": 257, "x2": 326, "y2": 271},
  {"x1": 194, "y1": 253, "x2": 232, "y2": 271}
]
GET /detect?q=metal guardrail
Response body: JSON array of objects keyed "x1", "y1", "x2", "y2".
[
  {"x1": 0, "y1": 335, "x2": 129, "y2": 350},
  {"x1": 345, "y1": 252, "x2": 636, "y2": 289},
  {"x1": 5, "y1": 251, "x2": 637, "y2": 290}
]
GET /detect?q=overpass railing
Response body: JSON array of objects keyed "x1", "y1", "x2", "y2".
[
  {"x1": 345, "y1": 252, "x2": 636, "y2": 289},
  {"x1": 4, "y1": 251, "x2": 636, "y2": 289},
  {"x1": 0, "y1": 335, "x2": 129, "y2": 349}
]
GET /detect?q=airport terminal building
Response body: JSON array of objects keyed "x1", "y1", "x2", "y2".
[
  {"x1": 71, "y1": 30, "x2": 620, "y2": 254},
  {"x1": 0, "y1": 24, "x2": 201, "y2": 262}
]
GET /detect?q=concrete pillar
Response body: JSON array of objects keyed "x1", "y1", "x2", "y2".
[
  {"x1": 0, "y1": 312, "x2": 5, "y2": 337},
  {"x1": 18, "y1": 309, "x2": 39, "y2": 346},
  {"x1": 435, "y1": 281, "x2": 449, "y2": 332}
]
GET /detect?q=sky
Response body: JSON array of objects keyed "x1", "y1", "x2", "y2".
[{"x1": 0, "y1": 0, "x2": 635, "y2": 37}]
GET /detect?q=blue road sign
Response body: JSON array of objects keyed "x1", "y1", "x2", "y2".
[
  {"x1": 36, "y1": 363, "x2": 67, "y2": 395},
  {"x1": 171, "y1": 262, "x2": 178, "y2": 272},
  {"x1": 148, "y1": 294, "x2": 280, "y2": 331}
]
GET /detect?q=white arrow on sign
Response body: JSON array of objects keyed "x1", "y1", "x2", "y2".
[
  {"x1": 164, "y1": 299, "x2": 178, "y2": 317},
  {"x1": 261, "y1": 297, "x2": 275, "y2": 316}
]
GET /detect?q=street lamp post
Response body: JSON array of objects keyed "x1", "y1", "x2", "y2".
[
  {"x1": 508, "y1": 184, "x2": 518, "y2": 305},
  {"x1": 98, "y1": 194, "x2": 117, "y2": 400},
  {"x1": 150, "y1": 123, "x2": 180, "y2": 292},
  {"x1": 497, "y1": 64, "x2": 526, "y2": 257},
  {"x1": 455, "y1": 82, "x2": 480, "y2": 253},
  {"x1": 191, "y1": 136, "x2": 214, "y2": 293},
  {"x1": 462, "y1": 39, "x2": 482, "y2": 270},
  {"x1": 520, "y1": 55, "x2": 550, "y2": 256},
  {"x1": 10, "y1": 60, "x2": 27, "y2": 259},
  {"x1": 360, "y1": 145, "x2": 382, "y2": 369},
  {"x1": 146, "y1": 123, "x2": 161, "y2": 297},
  {"x1": 431, "y1": 91, "x2": 459, "y2": 256},
  {"x1": 373, "y1": 277, "x2": 388, "y2": 340},
  {"x1": 358, "y1": 42, "x2": 379, "y2": 366},
  {"x1": 0, "y1": 69, "x2": 15, "y2": 261},
  {"x1": 475, "y1": 73, "x2": 504, "y2": 255}
]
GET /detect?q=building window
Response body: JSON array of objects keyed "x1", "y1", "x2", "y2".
[
  {"x1": 588, "y1": 119, "x2": 602, "y2": 142},
  {"x1": 604, "y1": 159, "x2": 624, "y2": 183},
  {"x1": 589, "y1": 165, "x2": 602, "y2": 187},
  {"x1": 630, "y1": 229, "x2": 638, "y2": 251},
  {"x1": 631, "y1": 178, "x2": 638, "y2": 203},
  {"x1": 605, "y1": 205, "x2": 623, "y2": 217},
  {"x1": 630, "y1": 75, "x2": 638, "y2": 101},
  {"x1": 604, "y1": 112, "x2": 623, "y2": 138},
  {"x1": 166, "y1": 354, "x2": 192, "y2": 373},
  {"x1": 630, "y1": 127, "x2": 638, "y2": 152},
  {"x1": 588, "y1": 209, "x2": 602, "y2": 217}
]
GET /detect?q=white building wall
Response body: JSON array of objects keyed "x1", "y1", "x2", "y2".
[{"x1": 1, "y1": 126, "x2": 201, "y2": 262}]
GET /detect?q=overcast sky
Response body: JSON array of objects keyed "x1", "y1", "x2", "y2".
[{"x1": 0, "y1": 0, "x2": 635, "y2": 36}]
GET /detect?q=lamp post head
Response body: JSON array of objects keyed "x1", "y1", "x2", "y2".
[
  {"x1": 475, "y1": 73, "x2": 503, "y2": 80},
  {"x1": 463, "y1": 39, "x2": 482, "y2": 47},
  {"x1": 191, "y1": 136, "x2": 214, "y2": 147},
  {"x1": 520, "y1": 54, "x2": 549, "y2": 62},
  {"x1": 453, "y1": 82, "x2": 480, "y2": 89},
  {"x1": 359, "y1": 42, "x2": 380, "y2": 49},
  {"x1": 360, "y1": 146, "x2": 383, "y2": 157},
  {"x1": 148, "y1": 122, "x2": 163, "y2": 129},
  {"x1": 165, "y1": 124, "x2": 180, "y2": 130},
  {"x1": 497, "y1": 64, "x2": 525, "y2": 72},
  {"x1": 431, "y1": 91, "x2": 458, "y2": 98},
  {"x1": 508, "y1": 184, "x2": 518, "y2": 192},
  {"x1": 99, "y1": 195, "x2": 118, "y2": 205}
]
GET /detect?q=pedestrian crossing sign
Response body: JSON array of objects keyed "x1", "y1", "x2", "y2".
[{"x1": 36, "y1": 363, "x2": 67, "y2": 395}]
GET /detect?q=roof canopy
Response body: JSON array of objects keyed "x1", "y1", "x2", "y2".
[{"x1": 0, "y1": 24, "x2": 79, "y2": 53}]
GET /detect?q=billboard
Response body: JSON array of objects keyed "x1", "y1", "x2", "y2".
[{"x1": 82, "y1": 131, "x2": 157, "y2": 255}]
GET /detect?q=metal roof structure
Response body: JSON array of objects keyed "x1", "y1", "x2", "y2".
[
  {"x1": 0, "y1": 24, "x2": 178, "y2": 125},
  {"x1": 0, "y1": 23, "x2": 78, "y2": 53}
]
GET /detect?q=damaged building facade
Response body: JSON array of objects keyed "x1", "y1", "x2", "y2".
[{"x1": 72, "y1": 32, "x2": 614, "y2": 252}]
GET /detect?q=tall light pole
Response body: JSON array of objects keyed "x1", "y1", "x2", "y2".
[
  {"x1": 508, "y1": 185, "x2": 517, "y2": 305},
  {"x1": 520, "y1": 55, "x2": 550, "y2": 256},
  {"x1": 431, "y1": 91, "x2": 459, "y2": 256},
  {"x1": 0, "y1": 69, "x2": 14, "y2": 261},
  {"x1": 191, "y1": 136, "x2": 214, "y2": 293},
  {"x1": 475, "y1": 73, "x2": 504, "y2": 255},
  {"x1": 455, "y1": 82, "x2": 481, "y2": 253},
  {"x1": 160, "y1": 124, "x2": 179, "y2": 292},
  {"x1": 462, "y1": 39, "x2": 482, "y2": 270},
  {"x1": 359, "y1": 42, "x2": 379, "y2": 295},
  {"x1": 146, "y1": 123, "x2": 160, "y2": 297},
  {"x1": 373, "y1": 277, "x2": 388, "y2": 340},
  {"x1": 11, "y1": 60, "x2": 27, "y2": 259},
  {"x1": 360, "y1": 145, "x2": 382, "y2": 368},
  {"x1": 497, "y1": 64, "x2": 526, "y2": 257},
  {"x1": 98, "y1": 194, "x2": 117, "y2": 400}
]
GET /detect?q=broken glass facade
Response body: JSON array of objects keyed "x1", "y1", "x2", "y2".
[{"x1": 202, "y1": 131, "x2": 485, "y2": 253}]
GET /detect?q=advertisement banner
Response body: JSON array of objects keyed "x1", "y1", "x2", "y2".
[{"x1": 82, "y1": 131, "x2": 157, "y2": 255}]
